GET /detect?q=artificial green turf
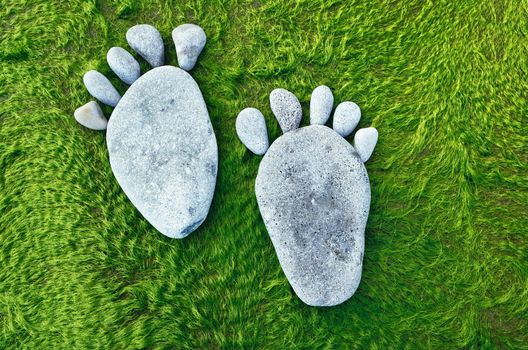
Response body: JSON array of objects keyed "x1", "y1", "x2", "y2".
[{"x1": 1, "y1": 0, "x2": 527, "y2": 348}]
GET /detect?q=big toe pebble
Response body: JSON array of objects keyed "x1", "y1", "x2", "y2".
[
  {"x1": 126, "y1": 24, "x2": 164, "y2": 67},
  {"x1": 74, "y1": 101, "x2": 108, "y2": 130},
  {"x1": 270, "y1": 88, "x2": 302, "y2": 133},
  {"x1": 172, "y1": 24, "x2": 206, "y2": 71}
]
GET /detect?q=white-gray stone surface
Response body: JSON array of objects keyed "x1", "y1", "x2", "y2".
[
  {"x1": 255, "y1": 125, "x2": 370, "y2": 306},
  {"x1": 126, "y1": 24, "x2": 164, "y2": 67},
  {"x1": 269, "y1": 88, "x2": 302, "y2": 133},
  {"x1": 353, "y1": 127, "x2": 378, "y2": 162},
  {"x1": 172, "y1": 24, "x2": 206, "y2": 71},
  {"x1": 107, "y1": 47, "x2": 141, "y2": 85},
  {"x1": 74, "y1": 101, "x2": 108, "y2": 130},
  {"x1": 83, "y1": 70, "x2": 121, "y2": 107},
  {"x1": 107, "y1": 66, "x2": 217, "y2": 238},
  {"x1": 333, "y1": 101, "x2": 361, "y2": 138},
  {"x1": 236, "y1": 108, "x2": 269, "y2": 155},
  {"x1": 310, "y1": 85, "x2": 333, "y2": 125}
]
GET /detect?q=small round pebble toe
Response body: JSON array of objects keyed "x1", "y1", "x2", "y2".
[
  {"x1": 236, "y1": 108, "x2": 269, "y2": 155},
  {"x1": 107, "y1": 47, "x2": 141, "y2": 85},
  {"x1": 74, "y1": 101, "x2": 108, "y2": 130}
]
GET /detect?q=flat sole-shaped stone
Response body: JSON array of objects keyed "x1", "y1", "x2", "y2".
[
  {"x1": 255, "y1": 125, "x2": 370, "y2": 306},
  {"x1": 107, "y1": 66, "x2": 217, "y2": 238}
]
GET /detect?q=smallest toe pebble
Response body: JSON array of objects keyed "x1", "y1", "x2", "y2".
[
  {"x1": 74, "y1": 101, "x2": 107, "y2": 130},
  {"x1": 236, "y1": 108, "x2": 269, "y2": 155},
  {"x1": 333, "y1": 101, "x2": 361, "y2": 137},
  {"x1": 270, "y1": 88, "x2": 302, "y2": 133},
  {"x1": 126, "y1": 24, "x2": 164, "y2": 67},
  {"x1": 310, "y1": 85, "x2": 333, "y2": 125},
  {"x1": 107, "y1": 47, "x2": 141, "y2": 85},
  {"x1": 172, "y1": 24, "x2": 206, "y2": 71},
  {"x1": 83, "y1": 70, "x2": 121, "y2": 107},
  {"x1": 354, "y1": 127, "x2": 378, "y2": 162}
]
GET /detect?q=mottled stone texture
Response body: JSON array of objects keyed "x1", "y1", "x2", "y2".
[
  {"x1": 126, "y1": 24, "x2": 164, "y2": 67},
  {"x1": 269, "y1": 88, "x2": 302, "y2": 133},
  {"x1": 256, "y1": 125, "x2": 370, "y2": 306},
  {"x1": 172, "y1": 24, "x2": 206, "y2": 71},
  {"x1": 107, "y1": 66, "x2": 217, "y2": 238}
]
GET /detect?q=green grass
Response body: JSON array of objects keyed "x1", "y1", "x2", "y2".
[{"x1": 1, "y1": 0, "x2": 527, "y2": 348}]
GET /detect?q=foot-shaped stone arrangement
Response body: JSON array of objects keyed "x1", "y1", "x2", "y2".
[
  {"x1": 236, "y1": 86, "x2": 378, "y2": 306},
  {"x1": 74, "y1": 24, "x2": 217, "y2": 239}
]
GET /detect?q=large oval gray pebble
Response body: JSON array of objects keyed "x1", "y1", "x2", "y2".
[
  {"x1": 236, "y1": 108, "x2": 269, "y2": 155},
  {"x1": 172, "y1": 23, "x2": 206, "y2": 71},
  {"x1": 269, "y1": 88, "x2": 302, "y2": 133},
  {"x1": 83, "y1": 70, "x2": 121, "y2": 107},
  {"x1": 107, "y1": 66, "x2": 217, "y2": 238},
  {"x1": 256, "y1": 125, "x2": 370, "y2": 306},
  {"x1": 310, "y1": 85, "x2": 333, "y2": 125},
  {"x1": 107, "y1": 47, "x2": 141, "y2": 85},
  {"x1": 126, "y1": 24, "x2": 164, "y2": 67}
]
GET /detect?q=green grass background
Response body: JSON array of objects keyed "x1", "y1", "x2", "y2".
[{"x1": 1, "y1": 0, "x2": 527, "y2": 348}]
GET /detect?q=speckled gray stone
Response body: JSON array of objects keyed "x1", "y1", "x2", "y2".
[
  {"x1": 83, "y1": 70, "x2": 121, "y2": 107},
  {"x1": 126, "y1": 24, "x2": 164, "y2": 67},
  {"x1": 333, "y1": 102, "x2": 361, "y2": 138},
  {"x1": 236, "y1": 108, "x2": 269, "y2": 155},
  {"x1": 255, "y1": 125, "x2": 370, "y2": 307},
  {"x1": 74, "y1": 101, "x2": 107, "y2": 130},
  {"x1": 310, "y1": 85, "x2": 333, "y2": 125},
  {"x1": 172, "y1": 24, "x2": 206, "y2": 71},
  {"x1": 107, "y1": 66, "x2": 217, "y2": 238},
  {"x1": 107, "y1": 47, "x2": 141, "y2": 85},
  {"x1": 270, "y1": 88, "x2": 302, "y2": 133},
  {"x1": 354, "y1": 127, "x2": 378, "y2": 162}
]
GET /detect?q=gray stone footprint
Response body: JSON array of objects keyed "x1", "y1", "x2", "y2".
[
  {"x1": 74, "y1": 23, "x2": 215, "y2": 239},
  {"x1": 236, "y1": 86, "x2": 378, "y2": 306}
]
